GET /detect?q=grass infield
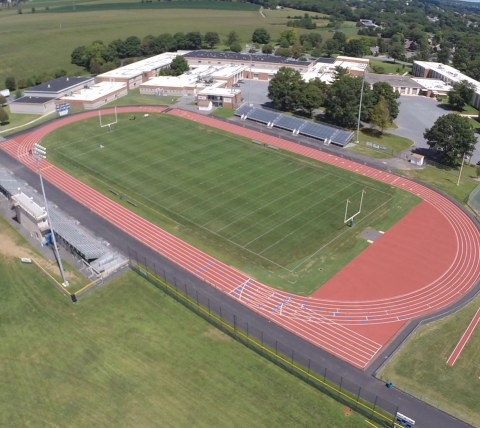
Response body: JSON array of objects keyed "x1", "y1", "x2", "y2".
[
  {"x1": 0, "y1": 224, "x2": 370, "y2": 427},
  {"x1": 42, "y1": 113, "x2": 419, "y2": 294}
]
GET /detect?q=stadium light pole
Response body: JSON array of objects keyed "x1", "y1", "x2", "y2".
[
  {"x1": 355, "y1": 68, "x2": 367, "y2": 145},
  {"x1": 457, "y1": 153, "x2": 467, "y2": 186},
  {"x1": 32, "y1": 143, "x2": 69, "y2": 287}
]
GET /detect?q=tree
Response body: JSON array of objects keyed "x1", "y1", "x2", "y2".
[
  {"x1": 82, "y1": 42, "x2": 105, "y2": 70},
  {"x1": 301, "y1": 78, "x2": 327, "y2": 115},
  {"x1": 372, "y1": 82, "x2": 400, "y2": 121},
  {"x1": 15, "y1": 89, "x2": 22, "y2": 99},
  {"x1": 452, "y1": 48, "x2": 469, "y2": 72},
  {"x1": 448, "y1": 80, "x2": 475, "y2": 110},
  {"x1": 268, "y1": 67, "x2": 306, "y2": 111},
  {"x1": 424, "y1": 114, "x2": 476, "y2": 166},
  {"x1": 262, "y1": 44, "x2": 273, "y2": 54},
  {"x1": 0, "y1": 106, "x2": 9, "y2": 124},
  {"x1": 344, "y1": 39, "x2": 364, "y2": 57},
  {"x1": 388, "y1": 43, "x2": 404, "y2": 63},
  {"x1": 173, "y1": 33, "x2": 188, "y2": 50},
  {"x1": 226, "y1": 31, "x2": 240, "y2": 46},
  {"x1": 169, "y1": 55, "x2": 189, "y2": 76},
  {"x1": 5, "y1": 77, "x2": 16, "y2": 92},
  {"x1": 108, "y1": 39, "x2": 127, "y2": 59},
  {"x1": 332, "y1": 31, "x2": 346, "y2": 50},
  {"x1": 123, "y1": 36, "x2": 141, "y2": 57},
  {"x1": 324, "y1": 75, "x2": 373, "y2": 128},
  {"x1": 325, "y1": 39, "x2": 339, "y2": 57},
  {"x1": 252, "y1": 28, "x2": 270, "y2": 44},
  {"x1": 279, "y1": 28, "x2": 297, "y2": 45},
  {"x1": 437, "y1": 47, "x2": 451, "y2": 64},
  {"x1": 71, "y1": 46, "x2": 87, "y2": 67},
  {"x1": 306, "y1": 33, "x2": 322, "y2": 49},
  {"x1": 204, "y1": 32, "x2": 220, "y2": 49},
  {"x1": 275, "y1": 47, "x2": 291, "y2": 58},
  {"x1": 230, "y1": 43, "x2": 242, "y2": 53},
  {"x1": 290, "y1": 42, "x2": 303, "y2": 59},
  {"x1": 370, "y1": 96, "x2": 390, "y2": 134},
  {"x1": 185, "y1": 32, "x2": 202, "y2": 50}
]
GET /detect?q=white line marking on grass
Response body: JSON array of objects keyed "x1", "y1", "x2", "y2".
[{"x1": 242, "y1": 183, "x2": 355, "y2": 250}]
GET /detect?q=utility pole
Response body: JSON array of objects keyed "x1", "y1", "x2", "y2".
[
  {"x1": 457, "y1": 153, "x2": 466, "y2": 186},
  {"x1": 32, "y1": 143, "x2": 69, "y2": 287}
]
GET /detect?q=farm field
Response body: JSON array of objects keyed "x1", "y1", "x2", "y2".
[
  {"x1": 0, "y1": 0, "x2": 288, "y2": 85},
  {"x1": 0, "y1": 222, "x2": 369, "y2": 428},
  {"x1": 42, "y1": 113, "x2": 419, "y2": 294},
  {"x1": 378, "y1": 294, "x2": 480, "y2": 427}
]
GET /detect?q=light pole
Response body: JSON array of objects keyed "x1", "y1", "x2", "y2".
[
  {"x1": 32, "y1": 143, "x2": 69, "y2": 287},
  {"x1": 457, "y1": 153, "x2": 466, "y2": 186},
  {"x1": 248, "y1": 52, "x2": 252, "y2": 106},
  {"x1": 355, "y1": 69, "x2": 366, "y2": 144}
]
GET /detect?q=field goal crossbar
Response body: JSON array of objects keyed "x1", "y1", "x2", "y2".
[
  {"x1": 99, "y1": 107, "x2": 118, "y2": 131},
  {"x1": 344, "y1": 190, "x2": 366, "y2": 228}
]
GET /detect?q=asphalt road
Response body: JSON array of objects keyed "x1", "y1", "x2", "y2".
[{"x1": 0, "y1": 121, "x2": 477, "y2": 428}]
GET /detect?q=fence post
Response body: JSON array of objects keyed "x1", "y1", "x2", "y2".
[
  {"x1": 291, "y1": 349, "x2": 294, "y2": 365},
  {"x1": 163, "y1": 269, "x2": 166, "y2": 282},
  {"x1": 196, "y1": 290, "x2": 199, "y2": 308},
  {"x1": 357, "y1": 386, "x2": 361, "y2": 404},
  {"x1": 324, "y1": 367, "x2": 327, "y2": 383},
  {"x1": 208, "y1": 298, "x2": 210, "y2": 315},
  {"x1": 246, "y1": 321, "x2": 249, "y2": 338},
  {"x1": 340, "y1": 376, "x2": 343, "y2": 392},
  {"x1": 308, "y1": 359, "x2": 311, "y2": 375},
  {"x1": 233, "y1": 314, "x2": 236, "y2": 336},
  {"x1": 372, "y1": 395, "x2": 378, "y2": 419},
  {"x1": 144, "y1": 257, "x2": 147, "y2": 270},
  {"x1": 153, "y1": 263, "x2": 158, "y2": 278}
]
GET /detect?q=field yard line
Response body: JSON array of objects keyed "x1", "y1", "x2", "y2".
[
  {"x1": 164, "y1": 151, "x2": 286, "y2": 209},
  {"x1": 257, "y1": 186, "x2": 358, "y2": 255},
  {"x1": 211, "y1": 170, "x2": 327, "y2": 233},
  {"x1": 145, "y1": 146, "x2": 266, "y2": 200},
  {"x1": 446, "y1": 307, "x2": 480, "y2": 366},
  {"x1": 184, "y1": 164, "x2": 308, "y2": 219},
  {"x1": 290, "y1": 197, "x2": 394, "y2": 272},
  {"x1": 59, "y1": 148, "x2": 288, "y2": 269},
  {"x1": 241, "y1": 182, "x2": 355, "y2": 250}
]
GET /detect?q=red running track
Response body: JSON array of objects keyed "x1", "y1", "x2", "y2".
[
  {"x1": 2, "y1": 106, "x2": 480, "y2": 369},
  {"x1": 446, "y1": 307, "x2": 480, "y2": 366}
]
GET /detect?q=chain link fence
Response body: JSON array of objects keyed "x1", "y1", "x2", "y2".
[{"x1": 128, "y1": 248, "x2": 400, "y2": 428}]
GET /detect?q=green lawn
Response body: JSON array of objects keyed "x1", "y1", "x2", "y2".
[
  {"x1": 108, "y1": 88, "x2": 178, "y2": 108},
  {"x1": 369, "y1": 59, "x2": 411, "y2": 75},
  {"x1": 0, "y1": 247, "x2": 370, "y2": 427},
  {"x1": 378, "y1": 294, "x2": 480, "y2": 426},
  {"x1": 395, "y1": 164, "x2": 478, "y2": 205},
  {"x1": 41, "y1": 113, "x2": 419, "y2": 294},
  {"x1": 0, "y1": 0, "x2": 292, "y2": 86},
  {"x1": 440, "y1": 98, "x2": 479, "y2": 116},
  {"x1": 211, "y1": 107, "x2": 235, "y2": 119},
  {"x1": 347, "y1": 129, "x2": 413, "y2": 159},
  {"x1": 0, "y1": 106, "x2": 55, "y2": 136}
]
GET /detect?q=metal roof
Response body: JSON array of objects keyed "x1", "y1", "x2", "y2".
[{"x1": 24, "y1": 77, "x2": 94, "y2": 95}]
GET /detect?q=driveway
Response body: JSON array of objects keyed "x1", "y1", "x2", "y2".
[{"x1": 392, "y1": 96, "x2": 480, "y2": 164}]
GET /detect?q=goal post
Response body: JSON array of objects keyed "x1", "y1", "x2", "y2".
[
  {"x1": 344, "y1": 190, "x2": 366, "y2": 227},
  {"x1": 99, "y1": 107, "x2": 118, "y2": 131}
]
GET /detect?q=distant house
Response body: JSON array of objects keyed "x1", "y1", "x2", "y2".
[{"x1": 359, "y1": 19, "x2": 378, "y2": 28}]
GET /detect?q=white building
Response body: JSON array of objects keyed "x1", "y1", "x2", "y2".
[{"x1": 58, "y1": 81, "x2": 128, "y2": 110}]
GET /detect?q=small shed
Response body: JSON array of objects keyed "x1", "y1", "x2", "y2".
[{"x1": 410, "y1": 153, "x2": 424, "y2": 166}]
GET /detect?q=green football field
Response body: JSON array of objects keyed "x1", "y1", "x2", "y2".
[{"x1": 43, "y1": 113, "x2": 419, "y2": 294}]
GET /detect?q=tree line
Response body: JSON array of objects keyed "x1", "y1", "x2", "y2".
[{"x1": 267, "y1": 66, "x2": 400, "y2": 132}]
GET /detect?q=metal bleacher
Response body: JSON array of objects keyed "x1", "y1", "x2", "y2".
[{"x1": 235, "y1": 105, "x2": 353, "y2": 147}]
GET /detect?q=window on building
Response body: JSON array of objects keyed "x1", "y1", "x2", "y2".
[{"x1": 400, "y1": 87, "x2": 406, "y2": 94}]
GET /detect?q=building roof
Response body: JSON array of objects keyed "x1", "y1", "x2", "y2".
[
  {"x1": 24, "y1": 77, "x2": 94, "y2": 95},
  {"x1": 411, "y1": 78, "x2": 452, "y2": 92},
  {"x1": 61, "y1": 82, "x2": 127, "y2": 102},
  {"x1": 184, "y1": 50, "x2": 313, "y2": 67},
  {"x1": 11, "y1": 96, "x2": 57, "y2": 105},
  {"x1": 414, "y1": 61, "x2": 480, "y2": 94},
  {"x1": 198, "y1": 87, "x2": 241, "y2": 96},
  {"x1": 365, "y1": 74, "x2": 423, "y2": 88},
  {"x1": 12, "y1": 192, "x2": 47, "y2": 220},
  {"x1": 97, "y1": 52, "x2": 188, "y2": 80}
]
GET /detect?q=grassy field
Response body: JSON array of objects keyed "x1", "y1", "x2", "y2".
[
  {"x1": 369, "y1": 59, "x2": 411, "y2": 75},
  {"x1": 347, "y1": 129, "x2": 413, "y2": 159},
  {"x1": 108, "y1": 88, "x2": 179, "y2": 108},
  {"x1": 439, "y1": 98, "x2": 479, "y2": 116},
  {"x1": 395, "y1": 163, "x2": 478, "y2": 204},
  {"x1": 211, "y1": 107, "x2": 235, "y2": 119},
  {"x1": 41, "y1": 113, "x2": 419, "y2": 294},
  {"x1": 378, "y1": 294, "x2": 480, "y2": 426},
  {"x1": 0, "y1": 227, "x2": 371, "y2": 428},
  {"x1": 0, "y1": 0, "x2": 298, "y2": 85}
]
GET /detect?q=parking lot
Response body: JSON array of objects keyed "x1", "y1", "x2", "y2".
[{"x1": 392, "y1": 96, "x2": 480, "y2": 164}]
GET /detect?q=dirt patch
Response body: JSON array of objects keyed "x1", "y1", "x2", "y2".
[
  {"x1": 0, "y1": 224, "x2": 77, "y2": 282},
  {"x1": 343, "y1": 406, "x2": 352, "y2": 416}
]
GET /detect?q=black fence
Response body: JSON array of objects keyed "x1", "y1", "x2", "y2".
[{"x1": 128, "y1": 248, "x2": 401, "y2": 428}]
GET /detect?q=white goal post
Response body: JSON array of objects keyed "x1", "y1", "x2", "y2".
[
  {"x1": 99, "y1": 107, "x2": 118, "y2": 130},
  {"x1": 344, "y1": 190, "x2": 366, "y2": 227}
]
